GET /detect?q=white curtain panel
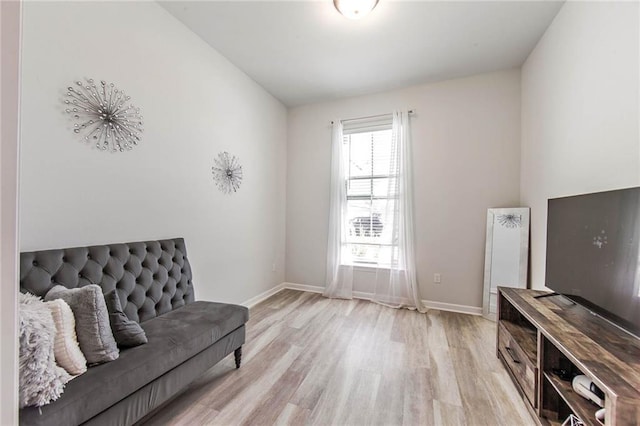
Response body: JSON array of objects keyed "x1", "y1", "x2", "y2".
[
  {"x1": 372, "y1": 111, "x2": 425, "y2": 312},
  {"x1": 324, "y1": 111, "x2": 425, "y2": 312},
  {"x1": 324, "y1": 121, "x2": 354, "y2": 299}
]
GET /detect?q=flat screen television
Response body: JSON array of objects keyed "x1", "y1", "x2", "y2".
[{"x1": 546, "y1": 187, "x2": 640, "y2": 337}]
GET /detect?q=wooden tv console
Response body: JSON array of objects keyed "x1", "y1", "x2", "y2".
[{"x1": 497, "y1": 287, "x2": 640, "y2": 426}]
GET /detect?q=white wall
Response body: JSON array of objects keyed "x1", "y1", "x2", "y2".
[
  {"x1": 286, "y1": 70, "x2": 521, "y2": 309},
  {"x1": 521, "y1": 1, "x2": 640, "y2": 289},
  {"x1": 19, "y1": 1, "x2": 287, "y2": 304},
  {"x1": 1, "y1": 1, "x2": 21, "y2": 422}
]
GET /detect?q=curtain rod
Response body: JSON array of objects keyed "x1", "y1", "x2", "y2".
[{"x1": 330, "y1": 110, "x2": 414, "y2": 125}]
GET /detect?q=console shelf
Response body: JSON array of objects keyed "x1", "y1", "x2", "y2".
[
  {"x1": 544, "y1": 372, "x2": 601, "y2": 426},
  {"x1": 497, "y1": 287, "x2": 640, "y2": 426}
]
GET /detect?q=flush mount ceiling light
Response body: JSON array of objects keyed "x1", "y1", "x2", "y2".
[{"x1": 333, "y1": 0, "x2": 379, "y2": 20}]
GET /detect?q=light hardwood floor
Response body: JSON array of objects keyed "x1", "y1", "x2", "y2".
[{"x1": 141, "y1": 289, "x2": 535, "y2": 426}]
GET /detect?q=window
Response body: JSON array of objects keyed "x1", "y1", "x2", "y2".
[
  {"x1": 327, "y1": 111, "x2": 422, "y2": 309},
  {"x1": 342, "y1": 115, "x2": 397, "y2": 266}
]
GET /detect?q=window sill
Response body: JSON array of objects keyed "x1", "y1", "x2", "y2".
[{"x1": 340, "y1": 263, "x2": 391, "y2": 272}]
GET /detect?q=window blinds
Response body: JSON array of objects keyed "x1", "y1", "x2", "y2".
[
  {"x1": 341, "y1": 114, "x2": 393, "y2": 135},
  {"x1": 340, "y1": 114, "x2": 397, "y2": 266}
]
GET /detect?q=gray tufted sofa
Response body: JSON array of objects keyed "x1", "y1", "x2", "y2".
[{"x1": 19, "y1": 238, "x2": 248, "y2": 426}]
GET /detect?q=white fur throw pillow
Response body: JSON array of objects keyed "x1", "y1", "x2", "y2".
[
  {"x1": 45, "y1": 299, "x2": 87, "y2": 376},
  {"x1": 19, "y1": 292, "x2": 71, "y2": 408}
]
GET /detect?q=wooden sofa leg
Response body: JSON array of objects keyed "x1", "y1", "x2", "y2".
[{"x1": 234, "y1": 346, "x2": 242, "y2": 369}]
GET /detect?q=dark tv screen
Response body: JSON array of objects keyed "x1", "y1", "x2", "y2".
[{"x1": 546, "y1": 187, "x2": 640, "y2": 336}]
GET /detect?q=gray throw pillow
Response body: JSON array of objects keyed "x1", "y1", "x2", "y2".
[
  {"x1": 45, "y1": 285, "x2": 119, "y2": 365},
  {"x1": 104, "y1": 291, "x2": 148, "y2": 348}
]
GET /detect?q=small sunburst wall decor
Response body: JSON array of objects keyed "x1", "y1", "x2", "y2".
[
  {"x1": 212, "y1": 152, "x2": 243, "y2": 194},
  {"x1": 64, "y1": 78, "x2": 143, "y2": 152},
  {"x1": 497, "y1": 214, "x2": 522, "y2": 229}
]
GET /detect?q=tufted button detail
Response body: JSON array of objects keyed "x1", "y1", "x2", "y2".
[{"x1": 21, "y1": 239, "x2": 193, "y2": 325}]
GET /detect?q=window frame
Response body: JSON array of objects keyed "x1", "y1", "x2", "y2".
[{"x1": 341, "y1": 123, "x2": 397, "y2": 267}]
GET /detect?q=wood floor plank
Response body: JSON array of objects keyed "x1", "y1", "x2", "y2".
[
  {"x1": 306, "y1": 363, "x2": 358, "y2": 425},
  {"x1": 450, "y1": 346, "x2": 499, "y2": 426},
  {"x1": 273, "y1": 403, "x2": 311, "y2": 426},
  {"x1": 372, "y1": 370, "x2": 405, "y2": 426},
  {"x1": 141, "y1": 397, "x2": 219, "y2": 426},
  {"x1": 194, "y1": 339, "x2": 298, "y2": 412},
  {"x1": 140, "y1": 289, "x2": 536, "y2": 426},
  {"x1": 426, "y1": 310, "x2": 451, "y2": 350},
  {"x1": 402, "y1": 368, "x2": 435, "y2": 426},
  {"x1": 288, "y1": 316, "x2": 357, "y2": 410},
  {"x1": 486, "y1": 370, "x2": 534, "y2": 425},
  {"x1": 405, "y1": 310, "x2": 431, "y2": 369},
  {"x1": 428, "y1": 345, "x2": 463, "y2": 406},
  {"x1": 340, "y1": 369, "x2": 382, "y2": 426},
  {"x1": 240, "y1": 368, "x2": 306, "y2": 426},
  {"x1": 207, "y1": 343, "x2": 303, "y2": 425},
  {"x1": 433, "y1": 400, "x2": 467, "y2": 426}
]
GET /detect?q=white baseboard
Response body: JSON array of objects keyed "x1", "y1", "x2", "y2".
[
  {"x1": 241, "y1": 283, "x2": 285, "y2": 308},
  {"x1": 281, "y1": 282, "x2": 482, "y2": 316},
  {"x1": 282, "y1": 282, "x2": 323, "y2": 294},
  {"x1": 421, "y1": 300, "x2": 482, "y2": 316}
]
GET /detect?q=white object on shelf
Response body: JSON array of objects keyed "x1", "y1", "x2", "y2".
[
  {"x1": 562, "y1": 414, "x2": 584, "y2": 426},
  {"x1": 572, "y1": 375, "x2": 605, "y2": 407}
]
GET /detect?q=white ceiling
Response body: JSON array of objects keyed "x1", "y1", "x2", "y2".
[{"x1": 160, "y1": 1, "x2": 564, "y2": 107}]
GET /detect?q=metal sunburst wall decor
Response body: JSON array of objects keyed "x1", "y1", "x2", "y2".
[
  {"x1": 212, "y1": 152, "x2": 243, "y2": 194},
  {"x1": 497, "y1": 214, "x2": 522, "y2": 229},
  {"x1": 64, "y1": 79, "x2": 143, "y2": 152}
]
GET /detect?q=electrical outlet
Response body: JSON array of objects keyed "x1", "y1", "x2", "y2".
[{"x1": 434, "y1": 273, "x2": 441, "y2": 283}]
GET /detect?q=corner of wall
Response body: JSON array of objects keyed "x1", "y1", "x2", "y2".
[{"x1": 0, "y1": 0, "x2": 22, "y2": 422}]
